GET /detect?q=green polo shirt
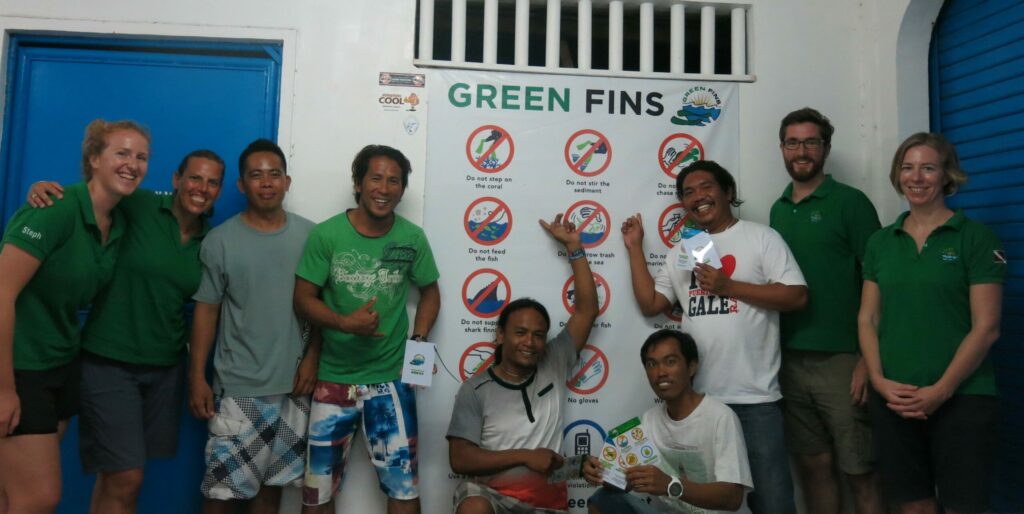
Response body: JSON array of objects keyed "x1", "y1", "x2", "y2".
[
  {"x1": 770, "y1": 175, "x2": 880, "y2": 353},
  {"x1": 2, "y1": 182, "x2": 125, "y2": 370},
  {"x1": 863, "y1": 210, "x2": 1006, "y2": 396},
  {"x1": 82, "y1": 190, "x2": 212, "y2": 365}
]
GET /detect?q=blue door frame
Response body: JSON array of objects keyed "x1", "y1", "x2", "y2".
[{"x1": 0, "y1": 33, "x2": 283, "y2": 514}]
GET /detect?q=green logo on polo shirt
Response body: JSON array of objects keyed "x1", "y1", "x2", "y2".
[
  {"x1": 940, "y1": 248, "x2": 958, "y2": 263},
  {"x1": 809, "y1": 211, "x2": 822, "y2": 223}
]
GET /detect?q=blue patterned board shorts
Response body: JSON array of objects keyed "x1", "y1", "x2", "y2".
[
  {"x1": 302, "y1": 379, "x2": 419, "y2": 506},
  {"x1": 201, "y1": 394, "x2": 310, "y2": 500}
]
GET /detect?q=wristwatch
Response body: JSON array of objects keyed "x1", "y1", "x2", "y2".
[{"x1": 667, "y1": 477, "x2": 684, "y2": 499}]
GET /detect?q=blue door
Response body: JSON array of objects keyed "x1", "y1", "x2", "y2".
[
  {"x1": 930, "y1": 1, "x2": 1024, "y2": 510},
  {"x1": 0, "y1": 34, "x2": 282, "y2": 514}
]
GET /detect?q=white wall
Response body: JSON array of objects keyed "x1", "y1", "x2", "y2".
[{"x1": 0, "y1": 0, "x2": 944, "y2": 512}]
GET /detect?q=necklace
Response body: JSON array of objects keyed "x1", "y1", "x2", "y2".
[
  {"x1": 497, "y1": 362, "x2": 530, "y2": 380},
  {"x1": 708, "y1": 218, "x2": 738, "y2": 234}
]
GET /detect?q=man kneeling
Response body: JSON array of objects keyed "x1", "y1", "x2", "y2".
[
  {"x1": 583, "y1": 330, "x2": 753, "y2": 513},
  {"x1": 446, "y1": 214, "x2": 599, "y2": 514}
]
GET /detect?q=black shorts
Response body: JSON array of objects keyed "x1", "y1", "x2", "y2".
[
  {"x1": 12, "y1": 359, "x2": 81, "y2": 435},
  {"x1": 869, "y1": 391, "x2": 996, "y2": 512}
]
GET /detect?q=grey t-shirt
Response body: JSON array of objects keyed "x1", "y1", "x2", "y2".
[
  {"x1": 193, "y1": 212, "x2": 314, "y2": 397},
  {"x1": 446, "y1": 329, "x2": 578, "y2": 508}
]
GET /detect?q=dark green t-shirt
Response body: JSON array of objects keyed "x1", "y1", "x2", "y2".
[
  {"x1": 82, "y1": 190, "x2": 212, "y2": 365},
  {"x1": 863, "y1": 210, "x2": 1006, "y2": 396},
  {"x1": 770, "y1": 175, "x2": 881, "y2": 353},
  {"x1": 2, "y1": 182, "x2": 124, "y2": 370},
  {"x1": 296, "y1": 211, "x2": 439, "y2": 385}
]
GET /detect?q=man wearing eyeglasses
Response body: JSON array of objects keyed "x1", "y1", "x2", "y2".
[{"x1": 770, "y1": 108, "x2": 883, "y2": 514}]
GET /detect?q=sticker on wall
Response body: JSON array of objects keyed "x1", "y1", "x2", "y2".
[
  {"x1": 564, "y1": 129, "x2": 612, "y2": 177},
  {"x1": 657, "y1": 203, "x2": 690, "y2": 248},
  {"x1": 466, "y1": 125, "x2": 515, "y2": 173},
  {"x1": 670, "y1": 86, "x2": 722, "y2": 126},
  {"x1": 405, "y1": 93, "x2": 421, "y2": 111},
  {"x1": 459, "y1": 342, "x2": 497, "y2": 381},
  {"x1": 562, "y1": 273, "x2": 610, "y2": 317},
  {"x1": 403, "y1": 116, "x2": 420, "y2": 136},
  {"x1": 464, "y1": 197, "x2": 513, "y2": 246},
  {"x1": 563, "y1": 419, "x2": 607, "y2": 458},
  {"x1": 564, "y1": 200, "x2": 611, "y2": 249},
  {"x1": 379, "y1": 72, "x2": 425, "y2": 88},
  {"x1": 567, "y1": 345, "x2": 610, "y2": 395},
  {"x1": 461, "y1": 268, "x2": 511, "y2": 318},
  {"x1": 658, "y1": 133, "x2": 704, "y2": 179}
]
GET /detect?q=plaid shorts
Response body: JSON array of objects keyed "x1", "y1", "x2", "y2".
[
  {"x1": 454, "y1": 482, "x2": 568, "y2": 514},
  {"x1": 201, "y1": 394, "x2": 310, "y2": 500}
]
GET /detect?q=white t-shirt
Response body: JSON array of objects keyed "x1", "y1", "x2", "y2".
[
  {"x1": 654, "y1": 220, "x2": 805, "y2": 404},
  {"x1": 644, "y1": 397, "x2": 753, "y2": 514}
]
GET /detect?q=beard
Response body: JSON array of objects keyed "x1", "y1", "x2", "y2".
[{"x1": 785, "y1": 156, "x2": 825, "y2": 183}]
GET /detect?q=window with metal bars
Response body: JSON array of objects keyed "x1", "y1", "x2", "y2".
[{"x1": 415, "y1": 0, "x2": 752, "y2": 81}]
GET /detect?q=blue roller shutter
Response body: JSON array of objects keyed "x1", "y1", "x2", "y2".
[{"x1": 930, "y1": 1, "x2": 1024, "y2": 511}]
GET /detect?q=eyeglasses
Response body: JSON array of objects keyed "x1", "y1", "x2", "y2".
[{"x1": 783, "y1": 138, "x2": 824, "y2": 150}]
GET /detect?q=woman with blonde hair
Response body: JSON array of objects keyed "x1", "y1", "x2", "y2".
[
  {"x1": 0, "y1": 119, "x2": 150, "y2": 513},
  {"x1": 858, "y1": 132, "x2": 1005, "y2": 514}
]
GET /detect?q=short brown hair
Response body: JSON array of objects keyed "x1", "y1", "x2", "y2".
[
  {"x1": 889, "y1": 132, "x2": 967, "y2": 196},
  {"x1": 81, "y1": 119, "x2": 151, "y2": 180},
  {"x1": 779, "y1": 107, "x2": 834, "y2": 146}
]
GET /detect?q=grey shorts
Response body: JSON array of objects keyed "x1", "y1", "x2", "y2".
[
  {"x1": 780, "y1": 350, "x2": 874, "y2": 475},
  {"x1": 78, "y1": 352, "x2": 185, "y2": 474},
  {"x1": 454, "y1": 482, "x2": 568, "y2": 514}
]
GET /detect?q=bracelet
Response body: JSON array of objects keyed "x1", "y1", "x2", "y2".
[
  {"x1": 568, "y1": 248, "x2": 586, "y2": 261},
  {"x1": 411, "y1": 333, "x2": 425, "y2": 341}
]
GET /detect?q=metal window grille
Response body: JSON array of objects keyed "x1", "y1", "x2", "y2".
[{"x1": 415, "y1": 0, "x2": 753, "y2": 82}]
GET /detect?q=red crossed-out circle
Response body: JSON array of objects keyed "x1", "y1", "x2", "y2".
[
  {"x1": 562, "y1": 272, "x2": 610, "y2": 317},
  {"x1": 564, "y1": 129, "x2": 612, "y2": 177},
  {"x1": 466, "y1": 125, "x2": 515, "y2": 173},
  {"x1": 564, "y1": 200, "x2": 611, "y2": 249},
  {"x1": 464, "y1": 197, "x2": 513, "y2": 246},
  {"x1": 461, "y1": 268, "x2": 511, "y2": 318},
  {"x1": 657, "y1": 203, "x2": 689, "y2": 249},
  {"x1": 566, "y1": 344, "x2": 610, "y2": 395},
  {"x1": 458, "y1": 342, "x2": 497, "y2": 381},
  {"x1": 658, "y1": 133, "x2": 705, "y2": 179}
]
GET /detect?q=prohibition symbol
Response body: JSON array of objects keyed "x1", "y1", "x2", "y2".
[
  {"x1": 564, "y1": 200, "x2": 611, "y2": 249},
  {"x1": 658, "y1": 133, "x2": 704, "y2": 179},
  {"x1": 657, "y1": 203, "x2": 690, "y2": 248},
  {"x1": 464, "y1": 197, "x2": 513, "y2": 246},
  {"x1": 466, "y1": 125, "x2": 515, "y2": 173},
  {"x1": 462, "y1": 268, "x2": 511, "y2": 318},
  {"x1": 566, "y1": 344, "x2": 610, "y2": 395},
  {"x1": 564, "y1": 129, "x2": 612, "y2": 177},
  {"x1": 562, "y1": 272, "x2": 610, "y2": 317},
  {"x1": 459, "y1": 342, "x2": 497, "y2": 381}
]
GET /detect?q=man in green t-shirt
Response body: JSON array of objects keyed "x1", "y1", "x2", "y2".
[
  {"x1": 294, "y1": 145, "x2": 440, "y2": 514},
  {"x1": 769, "y1": 108, "x2": 883, "y2": 514}
]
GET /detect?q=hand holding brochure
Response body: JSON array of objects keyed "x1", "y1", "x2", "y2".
[
  {"x1": 597, "y1": 417, "x2": 663, "y2": 490},
  {"x1": 400, "y1": 339, "x2": 435, "y2": 387},
  {"x1": 546, "y1": 454, "x2": 587, "y2": 484},
  {"x1": 676, "y1": 226, "x2": 722, "y2": 270}
]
